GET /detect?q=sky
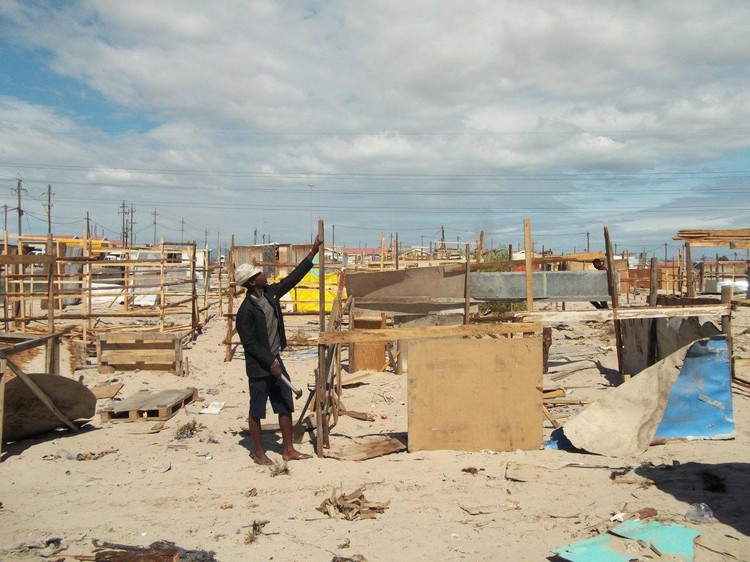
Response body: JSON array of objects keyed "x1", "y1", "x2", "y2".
[{"x1": 1, "y1": 1, "x2": 749, "y2": 259}]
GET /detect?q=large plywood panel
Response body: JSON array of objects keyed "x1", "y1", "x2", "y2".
[{"x1": 408, "y1": 337, "x2": 542, "y2": 452}]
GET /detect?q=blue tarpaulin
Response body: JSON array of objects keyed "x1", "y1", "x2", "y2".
[
  {"x1": 552, "y1": 520, "x2": 700, "y2": 561},
  {"x1": 655, "y1": 336, "x2": 734, "y2": 440}
]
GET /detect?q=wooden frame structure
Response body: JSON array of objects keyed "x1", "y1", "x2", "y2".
[{"x1": 1, "y1": 232, "x2": 224, "y2": 365}]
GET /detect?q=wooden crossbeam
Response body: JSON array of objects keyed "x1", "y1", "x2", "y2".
[{"x1": 318, "y1": 322, "x2": 542, "y2": 345}]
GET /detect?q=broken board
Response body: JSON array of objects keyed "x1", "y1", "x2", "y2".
[
  {"x1": 407, "y1": 336, "x2": 542, "y2": 452},
  {"x1": 3, "y1": 373, "x2": 96, "y2": 441},
  {"x1": 99, "y1": 388, "x2": 197, "y2": 422}
]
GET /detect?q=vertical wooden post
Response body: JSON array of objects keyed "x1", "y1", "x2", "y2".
[
  {"x1": 395, "y1": 232, "x2": 399, "y2": 270},
  {"x1": 45, "y1": 233, "x2": 57, "y2": 374},
  {"x1": 159, "y1": 238, "x2": 166, "y2": 332},
  {"x1": 189, "y1": 242, "x2": 198, "y2": 336},
  {"x1": 604, "y1": 227, "x2": 624, "y2": 378},
  {"x1": 3, "y1": 231, "x2": 8, "y2": 331},
  {"x1": 224, "y1": 234, "x2": 236, "y2": 362},
  {"x1": 648, "y1": 257, "x2": 659, "y2": 306},
  {"x1": 316, "y1": 219, "x2": 327, "y2": 455},
  {"x1": 523, "y1": 218, "x2": 533, "y2": 311},
  {"x1": 217, "y1": 232, "x2": 224, "y2": 317},
  {"x1": 477, "y1": 231, "x2": 484, "y2": 263},
  {"x1": 380, "y1": 232, "x2": 385, "y2": 272},
  {"x1": 685, "y1": 243, "x2": 694, "y2": 298},
  {"x1": 0, "y1": 358, "x2": 5, "y2": 457},
  {"x1": 721, "y1": 285, "x2": 734, "y2": 379},
  {"x1": 464, "y1": 243, "x2": 471, "y2": 324}
]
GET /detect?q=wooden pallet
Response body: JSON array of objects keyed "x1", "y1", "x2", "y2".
[
  {"x1": 97, "y1": 331, "x2": 185, "y2": 375},
  {"x1": 99, "y1": 388, "x2": 198, "y2": 422}
]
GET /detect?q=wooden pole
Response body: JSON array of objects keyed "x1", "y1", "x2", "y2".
[
  {"x1": 685, "y1": 242, "x2": 694, "y2": 298},
  {"x1": 395, "y1": 232, "x2": 399, "y2": 270},
  {"x1": 604, "y1": 227, "x2": 624, "y2": 377},
  {"x1": 477, "y1": 231, "x2": 484, "y2": 263},
  {"x1": 464, "y1": 243, "x2": 471, "y2": 324},
  {"x1": 217, "y1": 232, "x2": 224, "y2": 317},
  {"x1": 648, "y1": 257, "x2": 659, "y2": 306},
  {"x1": 721, "y1": 285, "x2": 733, "y2": 379},
  {"x1": 45, "y1": 233, "x2": 56, "y2": 374},
  {"x1": 316, "y1": 219, "x2": 327, "y2": 455},
  {"x1": 380, "y1": 232, "x2": 385, "y2": 272},
  {"x1": 524, "y1": 218, "x2": 533, "y2": 311}
]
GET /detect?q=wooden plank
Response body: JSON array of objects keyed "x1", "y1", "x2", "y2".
[
  {"x1": 319, "y1": 322, "x2": 542, "y2": 345},
  {"x1": 515, "y1": 305, "x2": 728, "y2": 323},
  {"x1": 407, "y1": 337, "x2": 542, "y2": 452},
  {"x1": 90, "y1": 382, "x2": 124, "y2": 400},
  {"x1": 100, "y1": 350, "x2": 179, "y2": 363},
  {"x1": 524, "y1": 218, "x2": 533, "y2": 311}
]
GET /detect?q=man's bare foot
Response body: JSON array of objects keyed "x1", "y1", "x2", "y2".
[
  {"x1": 283, "y1": 450, "x2": 312, "y2": 461},
  {"x1": 253, "y1": 454, "x2": 273, "y2": 465}
]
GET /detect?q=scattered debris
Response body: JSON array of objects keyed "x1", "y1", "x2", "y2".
[
  {"x1": 338, "y1": 538, "x2": 351, "y2": 549},
  {"x1": 269, "y1": 460, "x2": 290, "y2": 477},
  {"x1": 685, "y1": 502, "x2": 715, "y2": 524},
  {"x1": 459, "y1": 501, "x2": 519, "y2": 515},
  {"x1": 200, "y1": 401, "x2": 225, "y2": 415},
  {"x1": 325, "y1": 435, "x2": 406, "y2": 461},
  {"x1": 317, "y1": 487, "x2": 390, "y2": 521},
  {"x1": 76, "y1": 449, "x2": 118, "y2": 461},
  {"x1": 174, "y1": 419, "x2": 203, "y2": 440},
  {"x1": 461, "y1": 467, "x2": 484, "y2": 475},
  {"x1": 341, "y1": 410, "x2": 376, "y2": 422},
  {"x1": 219, "y1": 503, "x2": 233, "y2": 510},
  {"x1": 243, "y1": 520, "x2": 270, "y2": 544},
  {"x1": 1, "y1": 536, "x2": 66, "y2": 558},
  {"x1": 89, "y1": 539, "x2": 217, "y2": 561},
  {"x1": 244, "y1": 488, "x2": 258, "y2": 497},
  {"x1": 332, "y1": 555, "x2": 367, "y2": 562},
  {"x1": 553, "y1": 520, "x2": 701, "y2": 561}
]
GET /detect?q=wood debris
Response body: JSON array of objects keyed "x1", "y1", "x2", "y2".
[
  {"x1": 243, "y1": 520, "x2": 269, "y2": 545},
  {"x1": 76, "y1": 449, "x2": 118, "y2": 461},
  {"x1": 269, "y1": 460, "x2": 290, "y2": 477},
  {"x1": 317, "y1": 487, "x2": 390, "y2": 521},
  {"x1": 174, "y1": 419, "x2": 203, "y2": 440}
]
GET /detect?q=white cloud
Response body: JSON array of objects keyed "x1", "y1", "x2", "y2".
[{"x1": 0, "y1": 1, "x2": 749, "y2": 250}]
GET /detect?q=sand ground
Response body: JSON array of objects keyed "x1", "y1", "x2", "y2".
[{"x1": 1, "y1": 300, "x2": 749, "y2": 561}]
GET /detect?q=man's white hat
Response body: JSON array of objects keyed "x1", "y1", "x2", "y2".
[{"x1": 235, "y1": 263, "x2": 262, "y2": 286}]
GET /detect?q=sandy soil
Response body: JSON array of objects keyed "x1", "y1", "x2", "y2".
[{"x1": 1, "y1": 301, "x2": 749, "y2": 561}]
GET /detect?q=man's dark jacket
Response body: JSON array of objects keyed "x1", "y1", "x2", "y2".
[{"x1": 236, "y1": 258, "x2": 314, "y2": 379}]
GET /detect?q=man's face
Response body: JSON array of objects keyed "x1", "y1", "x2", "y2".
[{"x1": 250, "y1": 272, "x2": 268, "y2": 289}]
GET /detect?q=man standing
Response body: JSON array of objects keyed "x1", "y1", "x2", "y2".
[{"x1": 235, "y1": 236, "x2": 322, "y2": 465}]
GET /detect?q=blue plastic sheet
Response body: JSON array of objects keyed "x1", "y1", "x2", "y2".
[
  {"x1": 552, "y1": 520, "x2": 700, "y2": 561},
  {"x1": 655, "y1": 336, "x2": 734, "y2": 440}
]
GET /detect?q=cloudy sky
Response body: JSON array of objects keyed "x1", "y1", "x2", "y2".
[{"x1": 1, "y1": 1, "x2": 749, "y2": 258}]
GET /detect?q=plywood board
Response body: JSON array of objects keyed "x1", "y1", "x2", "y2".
[
  {"x1": 350, "y1": 316, "x2": 386, "y2": 371},
  {"x1": 407, "y1": 337, "x2": 542, "y2": 452}
]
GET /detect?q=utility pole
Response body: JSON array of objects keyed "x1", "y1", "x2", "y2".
[
  {"x1": 254, "y1": 228, "x2": 257, "y2": 245},
  {"x1": 129, "y1": 204, "x2": 136, "y2": 246},
  {"x1": 15, "y1": 178, "x2": 24, "y2": 237},
  {"x1": 119, "y1": 201, "x2": 128, "y2": 248},
  {"x1": 180, "y1": 217, "x2": 185, "y2": 244},
  {"x1": 204, "y1": 229, "x2": 208, "y2": 249},
  {"x1": 586, "y1": 231, "x2": 590, "y2": 253},
  {"x1": 86, "y1": 212, "x2": 90, "y2": 238},
  {"x1": 45, "y1": 184, "x2": 53, "y2": 234},
  {"x1": 3, "y1": 204, "x2": 7, "y2": 231},
  {"x1": 440, "y1": 226, "x2": 445, "y2": 249},
  {"x1": 152, "y1": 208, "x2": 158, "y2": 246},
  {"x1": 332, "y1": 224, "x2": 335, "y2": 253}
]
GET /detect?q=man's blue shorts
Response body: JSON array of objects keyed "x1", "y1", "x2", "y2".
[{"x1": 248, "y1": 358, "x2": 294, "y2": 419}]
